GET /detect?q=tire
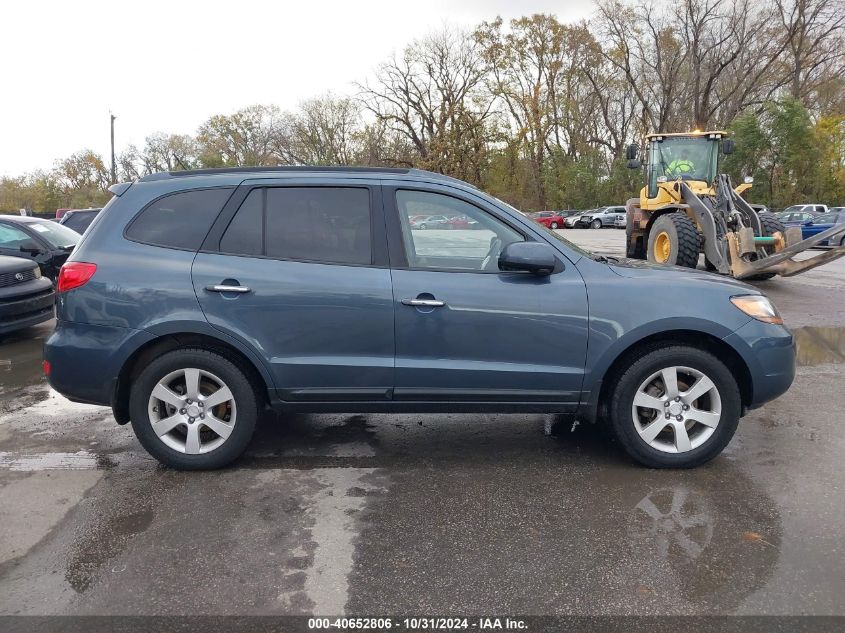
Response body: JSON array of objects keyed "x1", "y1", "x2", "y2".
[
  {"x1": 608, "y1": 345, "x2": 741, "y2": 468},
  {"x1": 129, "y1": 348, "x2": 259, "y2": 470},
  {"x1": 626, "y1": 211, "x2": 646, "y2": 259},
  {"x1": 550, "y1": 221, "x2": 559, "y2": 229},
  {"x1": 591, "y1": 219, "x2": 602, "y2": 229},
  {"x1": 647, "y1": 212, "x2": 700, "y2": 268}
]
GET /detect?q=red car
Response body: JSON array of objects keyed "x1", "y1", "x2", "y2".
[
  {"x1": 444, "y1": 215, "x2": 479, "y2": 230},
  {"x1": 531, "y1": 211, "x2": 566, "y2": 229}
]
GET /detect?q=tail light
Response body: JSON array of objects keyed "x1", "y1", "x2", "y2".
[
  {"x1": 42, "y1": 360, "x2": 51, "y2": 376},
  {"x1": 57, "y1": 262, "x2": 97, "y2": 293}
]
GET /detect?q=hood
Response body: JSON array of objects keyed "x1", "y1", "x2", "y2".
[
  {"x1": 0, "y1": 255, "x2": 39, "y2": 274},
  {"x1": 607, "y1": 257, "x2": 760, "y2": 294}
]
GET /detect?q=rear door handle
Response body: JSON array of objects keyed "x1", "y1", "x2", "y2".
[
  {"x1": 206, "y1": 285, "x2": 251, "y2": 294},
  {"x1": 401, "y1": 298, "x2": 445, "y2": 307}
]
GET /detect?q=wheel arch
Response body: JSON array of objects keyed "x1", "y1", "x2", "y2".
[
  {"x1": 582, "y1": 329, "x2": 753, "y2": 424},
  {"x1": 112, "y1": 332, "x2": 272, "y2": 424}
]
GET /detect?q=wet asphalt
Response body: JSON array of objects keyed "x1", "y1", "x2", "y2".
[{"x1": 0, "y1": 229, "x2": 843, "y2": 616}]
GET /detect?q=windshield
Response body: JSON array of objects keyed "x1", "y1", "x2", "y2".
[
  {"x1": 28, "y1": 220, "x2": 81, "y2": 249},
  {"x1": 648, "y1": 137, "x2": 719, "y2": 195}
]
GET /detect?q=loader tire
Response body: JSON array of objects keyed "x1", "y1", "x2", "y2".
[
  {"x1": 647, "y1": 212, "x2": 700, "y2": 269},
  {"x1": 746, "y1": 213, "x2": 786, "y2": 280}
]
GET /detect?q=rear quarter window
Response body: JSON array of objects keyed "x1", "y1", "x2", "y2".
[{"x1": 125, "y1": 188, "x2": 233, "y2": 250}]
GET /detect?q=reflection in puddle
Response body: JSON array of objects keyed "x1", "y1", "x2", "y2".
[
  {"x1": 625, "y1": 481, "x2": 781, "y2": 611},
  {"x1": 628, "y1": 487, "x2": 713, "y2": 561},
  {"x1": 792, "y1": 326, "x2": 845, "y2": 366}
]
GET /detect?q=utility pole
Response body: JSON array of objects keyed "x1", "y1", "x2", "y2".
[{"x1": 110, "y1": 113, "x2": 117, "y2": 184}]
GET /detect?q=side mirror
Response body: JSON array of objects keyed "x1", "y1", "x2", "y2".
[
  {"x1": 802, "y1": 219, "x2": 813, "y2": 226},
  {"x1": 19, "y1": 241, "x2": 43, "y2": 255},
  {"x1": 499, "y1": 242, "x2": 557, "y2": 276},
  {"x1": 627, "y1": 158, "x2": 641, "y2": 169},
  {"x1": 722, "y1": 139, "x2": 735, "y2": 155},
  {"x1": 625, "y1": 143, "x2": 639, "y2": 160}
]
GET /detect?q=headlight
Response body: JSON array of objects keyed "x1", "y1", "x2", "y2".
[
  {"x1": 33, "y1": 267, "x2": 42, "y2": 279},
  {"x1": 730, "y1": 295, "x2": 783, "y2": 324}
]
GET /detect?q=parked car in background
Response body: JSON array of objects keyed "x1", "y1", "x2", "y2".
[
  {"x1": 411, "y1": 215, "x2": 451, "y2": 230},
  {"x1": 799, "y1": 210, "x2": 845, "y2": 246},
  {"x1": 45, "y1": 166, "x2": 794, "y2": 471},
  {"x1": 0, "y1": 216, "x2": 81, "y2": 280},
  {"x1": 59, "y1": 208, "x2": 101, "y2": 234},
  {"x1": 582, "y1": 206, "x2": 627, "y2": 229},
  {"x1": 777, "y1": 209, "x2": 818, "y2": 226},
  {"x1": 55, "y1": 208, "x2": 72, "y2": 220},
  {"x1": 568, "y1": 211, "x2": 594, "y2": 228},
  {"x1": 0, "y1": 255, "x2": 55, "y2": 335},
  {"x1": 445, "y1": 215, "x2": 478, "y2": 230},
  {"x1": 782, "y1": 204, "x2": 830, "y2": 216},
  {"x1": 531, "y1": 211, "x2": 566, "y2": 229}
]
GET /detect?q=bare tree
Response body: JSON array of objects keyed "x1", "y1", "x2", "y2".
[
  {"x1": 776, "y1": 0, "x2": 845, "y2": 104},
  {"x1": 359, "y1": 27, "x2": 493, "y2": 183}
]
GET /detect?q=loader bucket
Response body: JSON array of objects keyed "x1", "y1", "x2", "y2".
[{"x1": 726, "y1": 222, "x2": 845, "y2": 280}]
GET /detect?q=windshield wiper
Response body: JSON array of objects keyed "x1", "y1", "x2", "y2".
[{"x1": 593, "y1": 254, "x2": 620, "y2": 263}]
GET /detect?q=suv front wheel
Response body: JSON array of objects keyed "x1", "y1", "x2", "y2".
[
  {"x1": 608, "y1": 345, "x2": 741, "y2": 468},
  {"x1": 129, "y1": 348, "x2": 259, "y2": 470}
]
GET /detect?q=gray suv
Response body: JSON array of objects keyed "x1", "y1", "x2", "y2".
[{"x1": 45, "y1": 167, "x2": 795, "y2": 470}]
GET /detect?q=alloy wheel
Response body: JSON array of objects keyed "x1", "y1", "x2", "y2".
[
  {"x1": 147, "y1": 367, "x2": 237, "y2": 454},
  {"x1": 631, "y1": 366, "x2": 722, "y2": 453}
]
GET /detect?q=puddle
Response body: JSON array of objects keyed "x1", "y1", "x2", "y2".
[
  {"x1": 792, "y1": 326, "x2": 845, "y2": 366},
  {"x1": 0, "y1": 450, "x2": 106, "y2": 471}
]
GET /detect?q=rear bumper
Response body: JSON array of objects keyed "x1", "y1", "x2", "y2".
[
  {"x1": 44, "y1": 320, "x2": 154, "y2": 406},
  {"x1": 0, "y1": 281, "x2": 55, "y2": 334},
  {"x1": 723, "y1": 320, "x2": 796, "y2": 409}
]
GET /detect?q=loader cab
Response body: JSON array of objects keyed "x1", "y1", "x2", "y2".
[{"x1": 645, "y1": 132, "x2": 724, "y2": 198}]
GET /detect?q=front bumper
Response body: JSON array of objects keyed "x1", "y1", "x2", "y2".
[
  {"x1": 0, "y1": 280, "x2": 55, "y2": 334},
  {"x1": 723, "y1": 319, "x2": 796, "y2": 408}
]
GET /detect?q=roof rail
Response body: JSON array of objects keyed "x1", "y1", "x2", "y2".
[
  {"x1": 135, "y1": 165, "x2": 477, "y2": 188},
  {"x1": 137, "y1": 165, "x2": 411, "y2": 182}
]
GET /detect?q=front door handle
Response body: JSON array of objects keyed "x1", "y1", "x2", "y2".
[
  {"x1": 401, "y1": 298, "x2": 445, "y2": 307},
  {"x1": 206, "y1": 284, "x2": 251, "y2": 294}
]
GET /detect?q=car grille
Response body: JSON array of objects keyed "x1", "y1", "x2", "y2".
[{"x1": 0, "y1": 268, "x2": 37, "y2": 288}]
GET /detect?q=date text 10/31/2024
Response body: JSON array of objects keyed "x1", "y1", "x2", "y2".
[{"x1": 308, "y1": 617, "x2": 528, "y2": 630}]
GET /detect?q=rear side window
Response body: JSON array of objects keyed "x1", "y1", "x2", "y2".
[
  {"x1": 62, "y1": 212, "x2": 96, "y2": 233},
  {"x1": 126, "y1": 188, "x2": 233, "y2": 250},
  {"x1": 220, "y1": 187, "x2": 372, "y2": 265}
]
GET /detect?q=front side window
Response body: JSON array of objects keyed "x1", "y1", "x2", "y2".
[
  {"x1": 0, "y1": 223, "x2": 35, "y2": 249},
  {"x1": 126, "y1": 188, "x2": 233, "y2": 250},
  {"x1": 396, "y1": 190, "x2": 524, "y2": 272},
  {"x1": 220, "y1": 187, "x2": 372, "y2": 265}
]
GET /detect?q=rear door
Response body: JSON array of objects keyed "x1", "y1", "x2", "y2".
[
  {"x1": 193, "y1": 179, "x2": 395, "y2": 403},
  {"x1": 384, "y1": 182, "x2": 589, "y2": 407}
]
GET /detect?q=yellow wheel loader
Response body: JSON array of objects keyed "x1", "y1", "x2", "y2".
[{"x1": 624, "y1": 131, "x2": 845, "y2": 279}]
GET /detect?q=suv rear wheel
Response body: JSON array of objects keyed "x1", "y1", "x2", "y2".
[
  {"x1": 129, "y1": 348, "x2": 259, "y2": 470},
  {"x1": 608, "y1": 345, "x2": 741, "y2": 468}
]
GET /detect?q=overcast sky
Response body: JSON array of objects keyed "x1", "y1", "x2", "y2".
[{"x1": 0, "y1": 0, "x2": 595, "y2": 177}]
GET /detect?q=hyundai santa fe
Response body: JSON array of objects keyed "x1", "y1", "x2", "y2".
[{"x1": 44, "y1": 166, "x2": 795, "y2": 470}]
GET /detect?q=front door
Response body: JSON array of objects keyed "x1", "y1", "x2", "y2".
[
  {"x1": 193, "y1": 181, "x2": 394, "y2": 403},
  {"x1": 385, "y1": 184, "x2": 589, "y2": 407}
]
